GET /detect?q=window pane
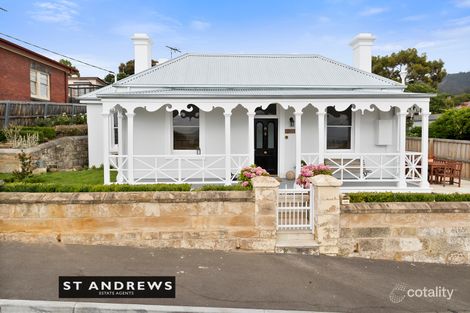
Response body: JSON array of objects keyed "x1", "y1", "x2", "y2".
[
  {"x1": 327, "y1": 127, "x2": 351, "y2": 149},
  {"x1": 30, "y1": 70, "x2": 37, "y2": 82},
  {"x1": 40, "y1": 84, "x2": 48, "y2": 97},
  {"x1": 267, "y1": 122, "x2": 274, "y2": 148},
  {"x1": 30, "y1": 82, "x2": 37, "y2": 95},
  {"x1": 255, "y1": 103, "x2": 276, "y2": 115},
  {"x1": 327, "y1": 106, "x2": 352, "y2": 126},
  {"x1": 174, "y1": 127, "x2": 199, "y2": 150},
  {"x1": 39, "y1": 73, "x2": 48, "y2": 84},
  {"x1": 256, "y1": 122, "x2": 263, "y2": 149}
]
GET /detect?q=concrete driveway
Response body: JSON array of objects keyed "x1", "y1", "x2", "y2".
[{"x1": 1, "y1": 241, "x2": 469, "y2": 313}]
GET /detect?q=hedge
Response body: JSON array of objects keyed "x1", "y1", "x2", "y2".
[
  {"x1": 20, "y1": 127, "x2": 56, "y2": 142},
  {"x1": 348, "y1": 192, "x2": 470, "y2": 203},
  {"x1": 0, "y1": 183, "x2": 191, "y2": 193},
  {"x1": 196, "y1": 184, "x2": 251, "y2": 191}
]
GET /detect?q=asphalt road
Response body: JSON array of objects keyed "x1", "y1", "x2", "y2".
[{"x1": 1, "y1": 241, "x2": 470, "y2": 313}]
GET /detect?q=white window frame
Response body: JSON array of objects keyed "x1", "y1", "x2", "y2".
[
  {"x1": 325, "y1": 106, "x2": 355, "y2": 152},
  {"x1": 30, "y1": 69, "x2": 50, "y2": 101}
]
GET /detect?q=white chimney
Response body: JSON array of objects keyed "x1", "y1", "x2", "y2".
[
  {"x1": 131, "y1": 33, "x2": 152, "y2": 73},
  {"x1": 349, "y1": 33, "x2": 375, "y2": 72}
]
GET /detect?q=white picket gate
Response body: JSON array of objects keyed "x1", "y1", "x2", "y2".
[{"x1": 277, "y1": 188, "x2": 314, "y2": 231}]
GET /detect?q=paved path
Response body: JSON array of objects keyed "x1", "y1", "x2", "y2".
[{"x1": 1, "y1": 242, "x2": 470, "y2": 313}]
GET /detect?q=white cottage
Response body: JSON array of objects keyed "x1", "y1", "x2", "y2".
[{"x1": 81, "y1": 33, "x2": 432, "y2": 192}]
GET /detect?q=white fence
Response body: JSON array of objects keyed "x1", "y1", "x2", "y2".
[
  {"x1": 109, "y1": 154, "x2": 250, "y2": 184},
  {"x1": 277, "y1": 188, "x2": 314, "y2": 231},
  {"x1": 301, "y1": 152, "x2": 424, "y2": 184}
]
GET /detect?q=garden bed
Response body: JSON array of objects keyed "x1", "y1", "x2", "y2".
[{"x1": 348, "y1": 192, "x2": 470, "y2": 202}]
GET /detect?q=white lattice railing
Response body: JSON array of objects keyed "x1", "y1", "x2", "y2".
[
  {"x1": 299, "y1": 152, "x2": 424, "y2": 184},
  {"x1": 277, "y1": 188, "x2": 313, "y2": 230},
  {"x1": 109, "y1": 154, "x2": 249, "y2": 184},
  {"x1": 405, "y1": 152, "x2": 423, "y2": 182}
]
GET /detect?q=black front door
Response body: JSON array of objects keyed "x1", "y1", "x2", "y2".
[{"x1": 254, "y1": 119, "x2": 278, "y2": 175}]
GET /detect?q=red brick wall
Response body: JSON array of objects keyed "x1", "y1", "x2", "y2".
[{"x1": 0, "y1": 48, "x2": 68, "y2": 102}]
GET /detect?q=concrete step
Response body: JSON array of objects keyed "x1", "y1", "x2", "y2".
[{"x1": 275, "y1": 230, "x2": 319, "y2": 255}]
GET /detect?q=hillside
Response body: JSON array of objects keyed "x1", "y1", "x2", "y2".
[{"x1": 438, "y1": 72, "x2": 470, "y2": 95}]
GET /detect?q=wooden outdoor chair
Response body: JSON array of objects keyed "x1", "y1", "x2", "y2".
[
  {"x1": 450, "y1": 161, "x2": 463, "y2": 187},
  {"x1": 436, "y1": 161, "x2": 463, "y2": 187}
]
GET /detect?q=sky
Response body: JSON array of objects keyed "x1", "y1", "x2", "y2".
[{"x1": 1, "y1": 0, "x2": 470, "y2": 77}]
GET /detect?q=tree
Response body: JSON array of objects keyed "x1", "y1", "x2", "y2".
[
  {"x1": 429, "y1": 107, "x2": 470, "y2": 140},
  {"x1": 59, "y1": 59, "x2": 79, "y2": 76},
  {"x1": 372, "y1": 48, "x2": 446, "y2": 89},
  {"x1": 103, "y1": 59, "x2": 158, "y2": 83}
]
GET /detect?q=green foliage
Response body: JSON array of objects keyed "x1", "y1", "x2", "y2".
[
  {"x1": 20, "y1": 127, "x2": 56, "y2": 142},
  {"x1": 407, "y1": 126, "x2": 422, "y2": 137},
  {"x1": 12, "y1": 151, "x2": 33, "y2": 181},
  {"x1": 429, "y1": 107, "x2": 470, "y2": 140},
  {"x1": 59, "y1": 59, "x2": 79, "y2": 76},
  {"x1": 196, "y1": 184, "x2": 252, "y2": 191},
  {"x1": 0, "y1": 183, "x2": 191, "y2": 193},
  {"x1": 372, "y1": 48, "x2": 446, "y2": 89},
  {"x1": 103, "y1": 59, "x2": 159, "y2": 83},
  {"x1": 348, "y1": 192, "x2": 470, "y2": 203},
  {"x1": 405, "y1": 82, "x2": 437, "y2": 93},
  {"x1": 33, "y1": 113, "x2": 87, "y2": 127},
  {"x1": 0, "y1": 130, "x2": 6, "y2": 142}
]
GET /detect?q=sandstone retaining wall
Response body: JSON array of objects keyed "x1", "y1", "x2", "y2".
[
  {"x1": 0, "y1": 136, "x2": 88, "y2": 173},
  {"x1": 0, "y1": 187, "x2": 278, "y2": 251},
  {"x1": 340, "y1": 202, "x2": 470, "y2": 264}
]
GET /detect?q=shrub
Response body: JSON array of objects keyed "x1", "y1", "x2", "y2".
[
  {"x1": 33, "y1": 113, "x2": 87, "y2": 127},
  {"x1": 238, "y1": 165, "x2": 269, "y2": 188},
  {"x1": 348, "y1": 192, "x2": 470, "y2": 203},
  {"x1": 0, "y1": 130, "x2": 6, "y2": 143},
  {"x1": 0, "y1": 183, "x2": 191, "y2": 193},
  {"x1": 54, "y1": 124, "x2": 87, "y2": 137},
  {"x1": 20, "y1": 127, "x2": 56, "y2": 142},
  {"x1": 429, "y1": 107, "x2": 470, "y2": 140},
  {"x1": 296, "y1": 164, "x2": 332, "y2": 188},
  {"x1": 12, "y1": 151, "x2": 33, "y2": 181},
  {"x1": 196, "y1": 184, "x2": 252, "y2": 191}
]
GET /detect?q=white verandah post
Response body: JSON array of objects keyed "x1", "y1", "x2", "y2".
[
  {"x1": 398, "y1": 111, "x2": 407, "y2": 188},
  {"x1": 102, "y1": 111, "x2": 111, "y2": 185},
  {"x1": 127, "y1": 112, "x2": 135, "y2": 184},
  {"x1": 117, "y1": 110, "x2": 124, "y2": 183},
  {"x1": 247, "y1": 111, "x2": 255, "y2": 165},
  {"x1": 420, "y1": 111, "x2": 430, "y2": 188},
  {"x1": 224, "y1": 111, "x2": 232, "y2": 185},
  {"x1": 295, "y1": 110, "x2": 302, "y2": 178},
  {"x1": 317, "y1": 109, "x2": 326, "y2": 164}
]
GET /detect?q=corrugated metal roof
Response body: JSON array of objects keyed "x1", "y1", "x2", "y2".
[{"x1": 113, "y1": 54, "x2": 402, "y2": 88}]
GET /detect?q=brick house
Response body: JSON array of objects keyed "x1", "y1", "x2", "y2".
[{"x1": 0, "y1": 38, "x2": 77, "y2": 102}]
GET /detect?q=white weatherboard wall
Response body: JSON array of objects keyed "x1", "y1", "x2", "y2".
[{"x1": 86, "y1": 104, "x2": 103, "y2": 167}]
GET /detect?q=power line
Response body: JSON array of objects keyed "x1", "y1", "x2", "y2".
[{"x1": 0, "y1": 32, "x2": 115, "y2": 75}]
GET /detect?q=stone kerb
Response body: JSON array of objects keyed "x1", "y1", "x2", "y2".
[
  {"x1": 309, "y1": 175, "x2": 342, "y2": 255},
  {"x1": 252, "y1": 176, "x2": 280, "y2": 251}
]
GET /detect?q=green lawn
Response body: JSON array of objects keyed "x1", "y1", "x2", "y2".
[{"x1": 0, "y1": 168, "x2": 115, "y2": 186}]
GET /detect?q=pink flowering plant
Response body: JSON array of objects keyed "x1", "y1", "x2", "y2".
[
  {"x1": 296, "y1": 164, "x2": 332, "y2": 188},
  {"x1": 238, "y1": 164, "x2": 270, "y2": 188}
]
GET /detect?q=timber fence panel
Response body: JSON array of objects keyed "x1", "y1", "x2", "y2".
[
  {"x1": 0, "y1": 101, "x2": 86, "y2": 128},
  {"x1": 407, "y1": 137, "x2": 470, "y2": 179}
]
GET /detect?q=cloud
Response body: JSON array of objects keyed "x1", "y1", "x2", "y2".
[
  {"x1": 373, "y1": 43, "x2": 403, "y2": 53},
  {"x1": 190, "y1": 20, "x2": 211, "y2": 31},
  {"x1": 359, "y1": 7, "x2": 388, "y2": 16},
  {"x1": 454, "y1": 0, "x2": 470, "y2": 8},
  {"x1": 317, "y1": 16, "x2": 331, "y2": 23},
  {"x1": 30, "y1": 0, "x2": 78, "y2": 26}
]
